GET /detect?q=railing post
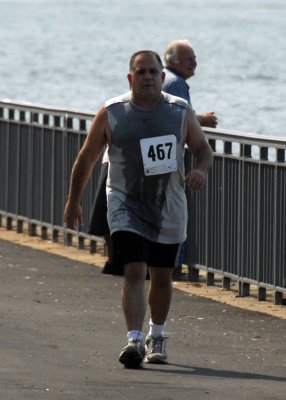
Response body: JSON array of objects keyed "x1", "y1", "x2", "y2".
[{"x1": 260, "y1": 146, "x2": 268, "y2": 160}]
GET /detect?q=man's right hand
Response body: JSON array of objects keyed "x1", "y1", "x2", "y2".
[
  {"x1": 64, "y1": 202, "x2": 83, "y2": 230},
  {"x1": 198, "y1": 111, "x2": 218, "y2": 128}
]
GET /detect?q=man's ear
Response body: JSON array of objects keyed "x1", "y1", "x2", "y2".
[
  {"x1": 161, "y1": 71, "x2": 166, "y2": 83},
  {"x1": 127, "y1": 73, "x2": 133, "y2": 88}
]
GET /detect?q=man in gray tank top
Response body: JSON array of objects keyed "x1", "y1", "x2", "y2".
[{"x1": 64, "y1": 50, "x2": 213, "y2": 368}]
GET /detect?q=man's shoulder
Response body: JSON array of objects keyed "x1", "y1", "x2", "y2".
[
  {"x1": 105, "y1": 91, "x2": 131, "y2": 108},
  {"x1": 163, "y1": 68, "x2": 185, "y2": 86},
  {"x1": 162, "y1": 92, "x2": 189, "y2": 109},
  {"x1": 162, "y1": 68, "x2": 190, "y2": 103}
]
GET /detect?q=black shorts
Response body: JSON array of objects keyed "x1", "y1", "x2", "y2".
[
  {"x1": 111, "y1": 231, "x2": 179, "y2": 268},
  {"x1": 88, "y1": 162, "x2": 109, "y2": 236}
]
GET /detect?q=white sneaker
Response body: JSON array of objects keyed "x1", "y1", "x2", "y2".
[
  {"x1": 119, "y1": 339, "x2": 145, "y2": 368},
  {"x1": 145, "y1": 335, "x2": 168, "y2": 364}
]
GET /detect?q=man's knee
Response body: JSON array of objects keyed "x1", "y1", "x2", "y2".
[
  {"x1": 149, "y1": 267, "x2": 173, "y2": 286},
  {"x1": 124, "y1": 262, "x2": 147, "y2": 283}
]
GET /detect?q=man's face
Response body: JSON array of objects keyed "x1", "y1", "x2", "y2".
[
  {"x1": 128, "y1": 54, "x2": 165, "y2": 101},
  {"x1": 172, "y1": 45, "x2": 197, "y2": 79}
]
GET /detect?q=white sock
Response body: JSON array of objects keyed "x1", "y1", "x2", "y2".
[
  {"x1": 148, "y1": 319, "x2": 166, "y2": 337},
  {"x1": 127, "y1": 330, "x2": 143, "y2": 342}
]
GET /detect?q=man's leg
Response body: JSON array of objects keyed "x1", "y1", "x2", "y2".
[
  {"x1": 145, "y1": 267, "x2": 173, "y2": 364},
  {"x1": 148, "y1": 267, "x2": 173, "y2": 325},
  {"x1": 115, "y1": 232, "x2": 177, "y2": 367},
  {"x1": 122, "y1": 262, "x2": 147, "y2": 331},
  {"x1": 144, "y1": 240, "x2": 178, "y2": 365},
  {"x1": 119, "y1": 262, "x2": 147, "y2": 368}
]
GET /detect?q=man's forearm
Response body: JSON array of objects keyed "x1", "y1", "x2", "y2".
[
  {"x1": 196, "y1": 114, "x2": 203, "y2": 125},
  {"x1": 67, "y1": 154, "x2": 95, "y2": 205},
  {"x1": 194, "y1": 143, "x2": 213, "y2": 173}
]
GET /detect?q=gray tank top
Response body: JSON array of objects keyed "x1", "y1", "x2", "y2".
[{"x1": 105, "y1": 91, "x2": 188, "y2": 244}]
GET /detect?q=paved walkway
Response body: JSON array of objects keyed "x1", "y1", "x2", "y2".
[{"x1": 0, "y1": 238, "x2": 286, "y2": 400}]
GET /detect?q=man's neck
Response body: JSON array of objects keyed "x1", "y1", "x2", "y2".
[
  {"x1": 131, "y1": 93, "x2": 164, "y2": 109},
  {"x1": 165, "y1": 66, "x2": 185, "y2": 79}
]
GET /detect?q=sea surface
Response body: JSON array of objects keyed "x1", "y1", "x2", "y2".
[{"x1": 1, "y1": 0, "x2": 286, "y2": 137}]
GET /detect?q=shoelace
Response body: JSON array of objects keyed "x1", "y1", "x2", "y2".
[{"x1": 148, "y1": 336, "x2": 166, "y2": 353}]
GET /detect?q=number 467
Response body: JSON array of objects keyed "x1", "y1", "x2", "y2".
[{"x1": 147, "y1": 142, "x2": 172, "y2": 161}]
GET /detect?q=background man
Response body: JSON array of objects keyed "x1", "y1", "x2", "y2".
[
  {"x1": 163, "y1": 39, "x2": 217, "y2": 127},
  {"x1": 163, "y1": 39, "x2": 217, "y2": 278}
]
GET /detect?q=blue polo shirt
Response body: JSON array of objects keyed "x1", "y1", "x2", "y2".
[{"x1": 163, "y1": 67, "x2": 191, "y2": 104}]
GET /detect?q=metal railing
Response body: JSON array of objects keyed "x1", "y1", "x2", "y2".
[
  {"x1": 185, "y1": 128, "x2": 286, "y2": 304},
  {"x1": 0, "y1": 100, "x2": 285, "y2": 303}
]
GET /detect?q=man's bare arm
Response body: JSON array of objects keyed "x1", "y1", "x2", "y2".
[
  {"x1": 64, "y1": 106, "x2": 108, "y2": 229},
  {"x1": 184, "y1": 106, "x2": 213, "y2": 191}
]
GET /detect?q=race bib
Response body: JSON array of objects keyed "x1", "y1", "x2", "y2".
[{"x1": 140, "y1": 134, "x2": 177, "y2": 176}]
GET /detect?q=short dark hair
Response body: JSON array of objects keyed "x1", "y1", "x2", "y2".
[{"x1": 129, "y1": 50, "x2": 163, "y2": 71}]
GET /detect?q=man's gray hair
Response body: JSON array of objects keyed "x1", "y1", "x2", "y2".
[{"x1": 164, "y1": 39, "x2": 192, "y2": 65}]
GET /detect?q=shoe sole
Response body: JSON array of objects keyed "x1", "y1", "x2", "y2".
[
  {"x1": 119, "y1": 348, "x2": 144, "y2": 368},
  {"x1": 145, "y1": 354, "x2": 168, "y2": 364}
]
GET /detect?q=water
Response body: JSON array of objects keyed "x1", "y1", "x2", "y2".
[{"x1": 1, "y1": 0, "x2": 286, "y2": 137}]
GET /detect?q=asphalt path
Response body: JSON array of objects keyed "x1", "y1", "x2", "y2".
[{"x1": 0, "y1": 239, "x2": 286, "y2": 400}]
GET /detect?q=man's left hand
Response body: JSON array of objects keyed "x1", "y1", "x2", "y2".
[{"x1": 185, "y1": 169, "x2": 207, "y2": 191}]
